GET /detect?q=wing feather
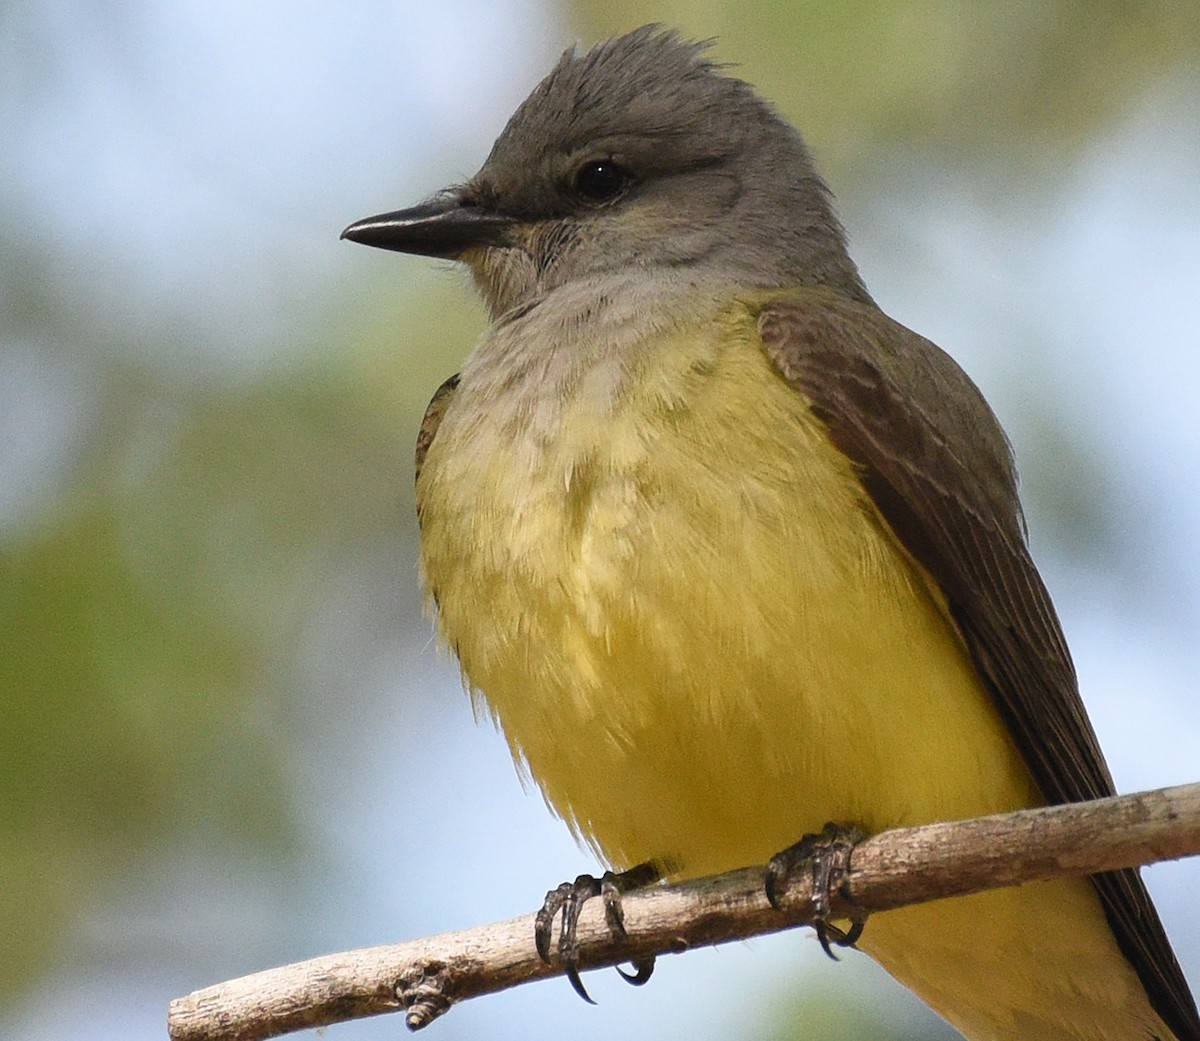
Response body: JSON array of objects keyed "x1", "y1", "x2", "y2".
[
  {"x1": 415, "y1": 373, "x2": 461, "y2": 491},
  {"x1": 759, "y1": 293, "x2": 1198, "y2": 1041}
]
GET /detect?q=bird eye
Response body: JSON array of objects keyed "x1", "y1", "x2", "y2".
[{"x1": 572, "y1": 159, "x2": 631, "y2": 203}]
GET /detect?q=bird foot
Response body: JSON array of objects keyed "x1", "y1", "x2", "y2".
[
  {"x1": 534, "y1": 861, "x2": 659, "y2": 1002},
  {"x1": 765, "y1": 821, "x2": 867, "y2": 959}
]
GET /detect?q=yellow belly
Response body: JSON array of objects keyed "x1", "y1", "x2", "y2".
[
  {"x1": 420, "y1": 301, "x2": 1037, "y2": 865},
  {"x1": 417, "y1": 298, "x2": 1167, "y2": 1040}
]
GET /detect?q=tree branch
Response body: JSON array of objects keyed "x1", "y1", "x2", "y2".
[{"x1": 168, "y1": 780, "x2": 1200, "y2": 1041}]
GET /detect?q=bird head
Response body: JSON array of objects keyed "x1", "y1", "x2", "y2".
[{"x1": 343, "y1": 26, "x2": 866, "y2": 317}]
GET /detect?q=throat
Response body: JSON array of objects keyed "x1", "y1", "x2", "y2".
[{"x1": 461, "y1": 270, "x2": 744, "y2": 422}]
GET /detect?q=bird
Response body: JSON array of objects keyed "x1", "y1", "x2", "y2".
[{"x1": 342, "y1": 25, "x2": 1198, "y2": 1041}]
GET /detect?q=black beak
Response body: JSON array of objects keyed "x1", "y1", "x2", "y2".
[{"x1": 341, "y1": 192, "x2": 516, "y2": 259}]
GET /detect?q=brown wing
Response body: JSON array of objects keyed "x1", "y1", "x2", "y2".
[
  {"x1": 759, "y1": 291, "x2": 1199, "y2": 1041},
  {"x1": 415, "y1": 373, "x2": 460, "y2": 490}
]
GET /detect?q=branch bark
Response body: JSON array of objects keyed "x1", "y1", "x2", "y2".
[{"x1": 168, "y1": 780, "x2": 1200, "y2": 1041}]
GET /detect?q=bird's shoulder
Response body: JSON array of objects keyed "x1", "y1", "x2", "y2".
[
  {"x1": 415, "y1": 372, "x2": 461, "y2": 489},
  {"x1": 751, "y1": 288, "x2": 1021, "y2": 530}
]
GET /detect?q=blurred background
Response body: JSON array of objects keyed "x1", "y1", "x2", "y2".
[{"x1": 2, "y1": 1, "x2": 1198, "y2": 1039}]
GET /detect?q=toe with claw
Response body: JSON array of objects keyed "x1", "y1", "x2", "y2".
[
  {"x1": 765, "y1": 822, "x2": 868, "y2": 959},
  {"x1": 534, "y1": 862, "x2": 659, "y2": 1002}
]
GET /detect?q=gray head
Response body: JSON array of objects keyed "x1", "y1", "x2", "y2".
[{"x1": 344, "y1": 26, "x2": 869, "y2": 317}]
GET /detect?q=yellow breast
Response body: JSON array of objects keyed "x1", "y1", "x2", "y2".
[{"x1": 417, "y1": 296, "x2": 1037, "y2": 875}]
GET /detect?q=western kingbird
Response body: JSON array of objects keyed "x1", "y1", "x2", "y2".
[{"x1": 343, "y1": 26, "x2": 1198, "y2": 1041}]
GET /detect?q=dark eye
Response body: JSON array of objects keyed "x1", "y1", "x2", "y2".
[{"x1": 572, "y1": 159, "x2": 631, "y2": 203}]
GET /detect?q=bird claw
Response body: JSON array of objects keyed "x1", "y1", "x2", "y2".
[
  {"x1": 535, "y1": 862, "x2": 659, "y2": 1002},
  {"x1": 615, "y1": 958, "x2": 656, "y2": 986},
  {"x1": 765, "y1": 821, "x2": 867, "y2": 960}
]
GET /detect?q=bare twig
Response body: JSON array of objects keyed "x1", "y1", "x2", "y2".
[{"x1": 168, "y1": 781, "x2": 1200, "y2": 1041}]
